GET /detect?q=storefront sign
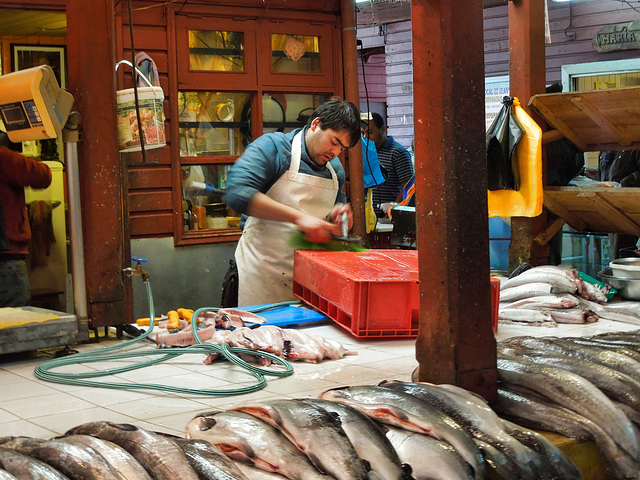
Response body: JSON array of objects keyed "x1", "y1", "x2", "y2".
[{"x1": 593, "y1": 21, "x2": 640, "y2": 53}]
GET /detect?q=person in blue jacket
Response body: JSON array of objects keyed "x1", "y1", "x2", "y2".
[{"x1": 225, "y1": 98, "x2": 361, "y2": 306}]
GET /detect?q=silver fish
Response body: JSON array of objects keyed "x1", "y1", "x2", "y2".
[
  {"x1": 385, "y1": 426, "x2": 473, "y2": 480},
  {"x1": 494, "y1": 386, "x2": 640, "y2": 480},
  {"x1": 501, "y1": 420, "x2": 581, "y2": 480},
  {"x1": 499, "y1": 282, "x2": 573, "y2": 303},
  {"x1": 233, "y1": 461, "x2": 289, "y2": 479},
  {"x1": 0, "y1": 470, "x2": 16, "y2": 480},
  {"x1": 497, "y1": 356, "x2": 640, "y2": 460},
  {"x1": 547, "y1": 307, "x2": 598, "y2": 324},
  {"x1": 231, "y1": 399, "x2": 368, "y2": 480},
  {"x1": 500, "y1": 268, "x2": 578, "y2": 292},
  {"x1": 55, "y1": 435, "x2": 152, "y2": 480},
  {"x1": 506, "y1": 336, "x2": 640, "y2": 384},
  {"x1": 65, "y1": 422, "x2": 199, "y2": 480},
  {"x1": 0, "y1": 446, "x2": 70, "y2": 480},
  {"x1": 381, "y1": 381, "x2": 540, "y2": 480},
  {"x1": 319, "y1": 385, "x2": 484, "y2": 480},
  {"x1": 473, "y1": 439, "x2": 523, "y2": 480},
  {"x1": 185, "y1": 410, "x2": 332, "y2": 480},
  {"x1": 304, "y1": 399, "x2": 411, "y2": 480},
  {"x1": 0, "y1": 436, "x2": 123, "y2": 480},
  {"x1": 173, "y1": 438, "x2": 250, "y2": 480},
  {"x1": 499, "y1": 344, "x2": 640, "y2": 413},
  {"x1": 499, "y1": 294, "x2": 578, "y2": 310},
  {"x1": 497, "y1": 308, "x2": 557, "y2": 326}
]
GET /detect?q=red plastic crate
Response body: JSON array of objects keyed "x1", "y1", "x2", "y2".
[
  {"x1": 293, "y1": 250, "x2": 420, "y2": 338},
  {"x1": 293, "y1": 249, "x2": 500, "y2": 338}
]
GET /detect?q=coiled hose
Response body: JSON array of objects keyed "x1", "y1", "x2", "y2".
[{"x1": 34, "y1": 278, "x2": 295, "y2": 396}]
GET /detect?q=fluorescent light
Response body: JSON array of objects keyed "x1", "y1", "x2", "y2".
[{"x1": 355, "y1": 0, "x2": 369, "y2": 3}]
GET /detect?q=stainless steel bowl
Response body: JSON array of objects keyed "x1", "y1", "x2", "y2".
[
  {"x1": 610, "y1": 257, "x2": 640, "y2": 278},
  {"x1": 598, "y1": 268, "x2": 640, "y2": 300}
]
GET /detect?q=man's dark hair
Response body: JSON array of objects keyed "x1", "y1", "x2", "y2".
[
  {"x1": 307, "y1": 98, "x2": 361, "y2": 148},
  {"x1": 370, "y1": 112, "x2": 385, "y2": 129}
]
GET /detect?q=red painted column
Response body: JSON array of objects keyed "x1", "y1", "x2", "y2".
[
  {"x1": 412, "y1": 0, "x2": 497, "y2": 401},
  {"x1": 508, "y1": 0, "x2": 548, "y2": 269},
  {"x1": 341, "y1": 0, "x2": 366, "y2": 238},
  {"x1": 66, "y1": 0, "x2": 128, "y2": 328}
]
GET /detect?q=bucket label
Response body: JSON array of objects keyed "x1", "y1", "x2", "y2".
[{"x1": 117, "y1": 95, "x2": 166, "y2": 152}]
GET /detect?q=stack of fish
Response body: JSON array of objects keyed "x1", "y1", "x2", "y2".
[
  {"x1": 497, "y1": 265, "x2": 640, "y2": 327},
  {"x1": 186, "y1": 383, "x2": 581, "y2": 480},
  {"x1": 0, "y1": 381, "x2": 582, "y2": 480},
  {"x1": 495, "y1": 330, "x2": 640, "y2": 479}
]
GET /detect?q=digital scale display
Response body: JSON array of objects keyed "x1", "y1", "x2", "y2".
[{"x1": 0, "y1": 100, "x2": 43, "y2": 132}]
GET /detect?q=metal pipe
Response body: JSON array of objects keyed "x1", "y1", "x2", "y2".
[
  {"x1": 341, "y1": 0, "x2": 366, "y2": 238},
  {"x1": 65, "y1": 136, "x2": 89, "y2": 326}
]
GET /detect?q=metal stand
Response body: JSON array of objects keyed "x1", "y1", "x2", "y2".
[{"x1": 63, "y1": 111, "x2": 90, "y2": 343}]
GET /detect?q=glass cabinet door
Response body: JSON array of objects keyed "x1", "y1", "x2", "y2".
[
  {"x1": 178, "y1": 91, "x2": 251, "y2": 157},
  {"x1": 176, "y1": 16, "x2": 257, "y2": 90},
  {"x1": 258, "y1": 20, "x2": 335, "y2": 88}
]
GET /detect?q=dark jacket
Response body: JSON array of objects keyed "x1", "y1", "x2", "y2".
[
  {"x1": 599, "y1": 150, "x2": 640, "y2": 187},
  {"x1": 0, "y1": 146, "x2": 52, "y2": 255}
]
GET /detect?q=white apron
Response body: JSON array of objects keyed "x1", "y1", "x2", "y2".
[{"x1": 235, "y1": 131, "x2": 339, "y2": 306}]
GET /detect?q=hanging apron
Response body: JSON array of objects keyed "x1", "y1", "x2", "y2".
[{"x1": 235, "y1": 131, "x2": 339, "y2": 306}]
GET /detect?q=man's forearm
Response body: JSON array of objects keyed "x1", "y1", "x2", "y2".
[{"x1": 245, "y1": 192, "x2": 304, "y2": 225}]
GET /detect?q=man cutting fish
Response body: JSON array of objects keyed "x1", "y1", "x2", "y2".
[{"x1": 225, "y1": 98, "x2": 361, "y2": 306}]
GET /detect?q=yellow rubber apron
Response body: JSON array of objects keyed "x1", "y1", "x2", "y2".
[{"x1": 235, "y1": 131, "x2": 339, "y2": 306}]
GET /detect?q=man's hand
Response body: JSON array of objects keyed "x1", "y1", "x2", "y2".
[
  {"x1": 297, "y1": 215, "x2": 340, "y2": 243},
  {"x1": 329, "y1": 203, "x2": 353, "y2": 231}
]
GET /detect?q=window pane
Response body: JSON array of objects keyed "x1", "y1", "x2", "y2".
[
  {"x1": 262, "y1": 93, "x2": 327, "y2": 134},
  {"x1": 178, "y1": 91, "x2": 251, "y2": 157},
  {"x1": 271, "y1": 34, "x2": 321, "y2": 73},
  {"x1": 189, "y1": 30, "x2": 244, "y2": 72},
  {"x1": 181, "y1": 165, "x2": 238, "y2": 232}
]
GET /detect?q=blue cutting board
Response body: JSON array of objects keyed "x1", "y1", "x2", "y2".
[{"x1": 245, "y1": 304, "x2": 329, "y2": 327}]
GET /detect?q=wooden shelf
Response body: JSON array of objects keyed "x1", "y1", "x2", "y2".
[
  {"x1": 543, "y1": 186, "x2": 640, "y2": 236},
  {"x1": 528, "y1": 86, "x2": 640, "y2": 152}
]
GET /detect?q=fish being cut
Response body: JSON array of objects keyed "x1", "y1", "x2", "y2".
[
  {"x1": 304, "y1": 399, "x2": 411, "y2": 480},
  {"x1": 64, "y1": 422, "x2": 200, "y2": 480},
  {"x1": 201, "y1": 326, "x2": 355, "y2": 365},
  {"x1": 185, "y1": 410, "x2": 333, "y2": 480},
  {"x1": 318, "y1": 385, "x2": 484, "y2": 480},
  {"x1": 231, "y1": 399, "x2": 369, "y2": 480}
]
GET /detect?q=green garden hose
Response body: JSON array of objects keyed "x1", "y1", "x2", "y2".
[{"x1": 34, "y1": 276, "x2": 295, "y2": 396}]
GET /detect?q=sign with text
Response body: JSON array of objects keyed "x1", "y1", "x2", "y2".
[{"x1": 593, "y1": 21, "x2": 640, "y2": 53}]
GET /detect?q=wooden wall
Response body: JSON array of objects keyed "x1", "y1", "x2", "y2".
[
  {"x1": 115, "y1": 2, "x2": 173, "y2": 239},
  {"x1": 485, "y1": 1, "x2": 640, "y2": 84},
  {"x1": 357, "y1": 0, "x2": 640, "y2": 150}
]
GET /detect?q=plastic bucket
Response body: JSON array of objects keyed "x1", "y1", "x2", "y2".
[{"x1": 116, "y1": 86, "x2": 166, "y2": 152}]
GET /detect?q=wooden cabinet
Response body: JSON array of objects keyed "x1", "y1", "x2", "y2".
[{"x1": 529, "y1": 86, "x2": 640, "y2": 240}]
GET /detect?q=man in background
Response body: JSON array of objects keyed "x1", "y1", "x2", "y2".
[
  {"x1": 361, "y1": 112, "x2": 414, "y2": 217},
  {"x1": 0, "y1": 135, "x2": 52, "y2": 307},
  {"x1": 599, "y1": 150, "x2": 640, "y2": 258}
]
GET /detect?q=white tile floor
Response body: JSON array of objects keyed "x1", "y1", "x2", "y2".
[{"x1": 1, "y1": 317, "x2": 639, "y2": 439}]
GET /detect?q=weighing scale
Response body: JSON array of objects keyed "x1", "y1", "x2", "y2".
[{"x1": 0, "y1": 65, "x2": 86, "y2": 354}]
